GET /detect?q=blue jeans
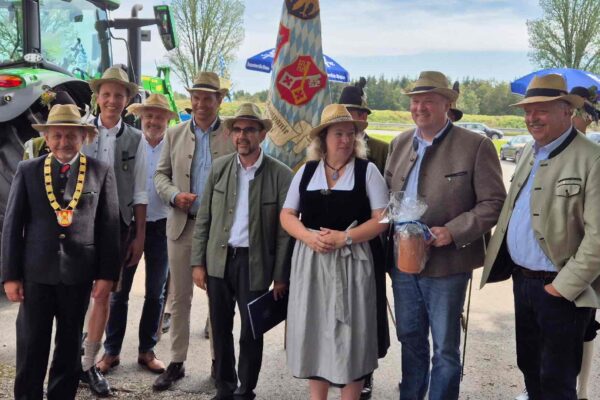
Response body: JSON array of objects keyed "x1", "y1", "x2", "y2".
[
  {"x1": 391, "y1": 268, "x2": 471, "y2": 400},
  {"x1": 104, "y1": 219, "x2": 169, "y2": 355}
]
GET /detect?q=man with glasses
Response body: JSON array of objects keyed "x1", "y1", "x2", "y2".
[{"x1": 190, "y1": 103, "x2": 293, "y2": 400}]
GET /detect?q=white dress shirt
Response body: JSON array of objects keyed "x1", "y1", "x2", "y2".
[
  {"x1": 82, "y1": 115, "x2": 148, "y2": 205},
  {"x1": 144, "y1": 136, "x2": 169, "y2": 222},
  {"x1": 283, "y1": 158, "x2": 389, "y2": 211},
  {"x1": 228, "y1": 150, "x2": 265, "y2": 247}
]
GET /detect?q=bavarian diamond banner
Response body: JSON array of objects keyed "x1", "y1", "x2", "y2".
[{"x1": 263, "y1": 0, "x2": 331, "y2": 170}]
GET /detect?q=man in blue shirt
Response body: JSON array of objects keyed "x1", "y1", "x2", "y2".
[
  {"x1": 153, "y1": 72, "x2": 235, "y2": 391},
  {"x1": 481, "y1": 74, "x2": 600, "y2": 400}
]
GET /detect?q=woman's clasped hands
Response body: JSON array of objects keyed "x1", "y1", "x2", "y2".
[{"x1": 303, "y1": 228, "x2": 346, "y2": 253}]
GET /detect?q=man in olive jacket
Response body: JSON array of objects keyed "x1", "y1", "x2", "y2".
[
  {"x1": 191, "y1": 103, "x2": 293, "y2": 400},
  {"x1": 385, "y1": 71, "x2": 506, "y2": 400},
  {"x1": 480, "y1": 74, "x2": 600, "y2": 400}
]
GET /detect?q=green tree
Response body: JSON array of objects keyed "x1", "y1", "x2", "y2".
[
  {"x1": 0, "y1": 4, "x2": 22, "y2": 62},
  {"x1": 527, "y1": 0, "x2": 600, "y2": 72},
  {"x1": 168, "y1": 0, "x2": 245, "y2": 87}
]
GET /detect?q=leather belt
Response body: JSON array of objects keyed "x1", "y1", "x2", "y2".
[
  {"x1": 515, "y1": 265, "x2": 557, "y2": 280},
  {"x1": 227, "y1": 246, "x2": 248, "y2": 258}
]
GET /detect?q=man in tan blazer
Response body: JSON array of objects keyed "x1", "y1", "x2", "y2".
[
  {"x1": 153, "y1": 72, "x2": 235, "y2": 390},
  {"x1": 385, "y1": 71, "x2": 505, "y2": 400},
  {"x1": 480, "y1": 74, "x2": 600, "y2": 400}
]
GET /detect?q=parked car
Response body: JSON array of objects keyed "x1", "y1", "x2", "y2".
[
  {"x1": 457, "y1": 122, "x2": 504, "y2": 139},
  {"x1": 586, "y1": 132, "x2": 600, "y2": 144},
  {"x1": 500, "y1": 135, "x2": 533, "y2": 163}
]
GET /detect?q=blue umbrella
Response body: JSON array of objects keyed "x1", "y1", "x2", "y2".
[
  {"x1": 511, "y1": 68, "x2": 600, "y2": 100},
  {"x1": 245, "y1": 48, "x2": 350, "y2": 83}
]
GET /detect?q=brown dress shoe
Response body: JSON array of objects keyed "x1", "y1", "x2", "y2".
[
  {"x1": 138, "y1": 351, "x2": 166, "y2": 374},
  {"x1": 96, "y1": 353, "x2": 120, "y2": 374}
]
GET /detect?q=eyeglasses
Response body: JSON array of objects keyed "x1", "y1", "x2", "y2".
[{"x1": 231, "y1": 126, "x2": 260, "y2": 135}]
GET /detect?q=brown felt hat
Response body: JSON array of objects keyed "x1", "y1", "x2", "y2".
[
  {"x1": 405, "y1": 71, "x2": 458, "y2": 102},
  {"x1": 511, "y1": 74, "x2": 584, "y2": 108},
  {"x1": 32, "y1": 104, "x2": 96, "y2": 134},
  {"x1": 223, "y1": 103, "x2": 272, "y2": 132},
  {"x1": 186, "y1": 71, "x2": 229, "y2": 96},
  {"x1": 89, "y1": 66, "x2": 139, "y2": 97},
  {"x1": 126, "y1": 93, "x2": 178, "y2": 120}
]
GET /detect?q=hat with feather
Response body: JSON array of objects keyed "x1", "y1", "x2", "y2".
[{"x1": 338, "y1": 77, "x2": 371, "y2": 115}]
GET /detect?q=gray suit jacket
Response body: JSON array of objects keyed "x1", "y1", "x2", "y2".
[
  {"x1": 190, "y1": 153, "x2": 293, "y2": 291},
  {"x1": 154, "y1": 118, "x2": 236, "y2": 241},
  {"x1": 385, "y1": 123, "x2": 506, "y2": 277},
  {"x1": 1, "y1": 155, "x2": 121, "y2": 285}
]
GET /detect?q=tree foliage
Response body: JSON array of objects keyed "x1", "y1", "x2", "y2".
[
  {"x1": 527, "y1": 0, "x2": 600, "y2": 72},
  {"x1": 168, "y1": 0, "x2": 245, "y2": 87},
  {"x1": 0, "y1": 5, "x2": 22, "y2": 62}
]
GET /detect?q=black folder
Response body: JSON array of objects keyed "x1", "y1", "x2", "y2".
[{"x1": 247, "y1": 289, "x2": 288, "y2": 339}]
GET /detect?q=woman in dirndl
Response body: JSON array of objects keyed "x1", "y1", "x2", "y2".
[{"x1": 280, "y1": 104, "x2": 389, "y2": 400}]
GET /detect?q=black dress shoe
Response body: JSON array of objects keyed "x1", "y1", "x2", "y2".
[
  {"x1": 153, "y1": 362, "x2": 185, "y2": 391},
  {"x1": 161, "y1": 313, "x2": 171, "y2": 334},
  {"x1": 360, "y1": 373, "x2": 373, "y2": 400},
  {"x1": 80, "y1": 366, "x2": 111, "y2": 397},
  {"x1": 80, "y1": 332, "x2": 87, "y2": 356}
]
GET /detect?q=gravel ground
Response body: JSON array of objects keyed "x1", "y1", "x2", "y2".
[{"x1": 1, "y1": 161, "x2": 598, "y2": 399}]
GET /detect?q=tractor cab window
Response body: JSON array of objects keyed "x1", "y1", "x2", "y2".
[
  {"x1": 0, "y1": 1, "x2": 23, "y2": 63},
  {"x1": 39, "y1": 0, "x2": 109, "y2": 79}
]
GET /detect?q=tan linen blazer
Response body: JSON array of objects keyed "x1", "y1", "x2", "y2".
[
  {"x1": 385, "y1": 123, "x2": 506, "y2": 277},
  {"x1": 480, "y1": 129, "x2": 600, "y2": 308},
  {"x1": 154, "y1": 118, "x2": 235, "y2": 241}
]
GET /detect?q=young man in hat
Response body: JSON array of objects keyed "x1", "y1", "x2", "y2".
[
  {"x1": 153, "y1": 71, "x2": 236, "y2": 390},
  {"x1": 1, "y1": 104, "x2": 120, "y2": 400},
  {"x1": 98, "y1": 94, "x2": 178, "y2": 376},
  {"x1": 481, "y1": 74, "x2": 600, "y2": 400},
  {"x1": 338, "y1": 78, "x2": 389, "y2": 400},
  {"x1": 79, "y1": 66, "x2": 148, "y2": 396},
  {"x1": 385, "y1": 71, "x2": 506, "y2": 400},
  {"x1": 191, "y1": 102, "x2": 293, "y2": 400}
]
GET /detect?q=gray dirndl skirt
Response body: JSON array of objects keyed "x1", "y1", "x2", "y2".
[{"x1": 286, "y1": 239, "x2": 378, "y2": 385}]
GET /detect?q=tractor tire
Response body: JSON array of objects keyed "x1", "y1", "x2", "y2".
[{"x1": 0, "y1": 123, "x2": 30, "y2": 237}]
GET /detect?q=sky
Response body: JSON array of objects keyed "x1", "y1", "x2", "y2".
[{"x1": 110, "y1": 0, "x2": 544, "y2": 94}]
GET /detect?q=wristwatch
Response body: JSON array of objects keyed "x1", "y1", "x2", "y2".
[{"x1": 345, "y1": 230, "x2": 353, "y2": 246}]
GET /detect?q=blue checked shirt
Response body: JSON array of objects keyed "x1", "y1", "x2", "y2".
[
  {"x1": 189, "y1": 118, "x2": 217, "y2": 215},
  {"x1": 506, "y1": 127, "x2": 572, "y2": 272}
]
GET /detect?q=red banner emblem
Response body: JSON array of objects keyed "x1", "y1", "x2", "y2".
[
  {"x1": 276, "y1": 55, "x2": 327, "y2": 106},
  {"x1": 274, "y1": 24, "x2": 290, "y2": 62}
]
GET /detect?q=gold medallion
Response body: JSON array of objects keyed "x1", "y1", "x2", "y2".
[
  {"x1": 44, "y1": 153, "x2": 87, "y2": 227},
  {"x1": 56, "y1": 210, "x2": 74, "y2": 227}
]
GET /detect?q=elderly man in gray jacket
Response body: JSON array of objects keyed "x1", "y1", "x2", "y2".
[
  {"x1": 191, "y1": 103, "x2": 293, "y2": 400},
  {"x1": 385, "y1": 71, "x2": 506, "y2": 400}
]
